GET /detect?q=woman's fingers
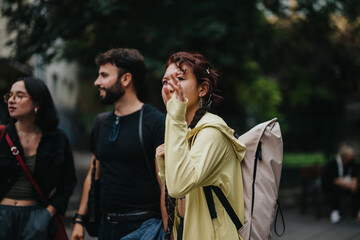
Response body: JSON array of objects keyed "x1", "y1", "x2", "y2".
[
  {"x1": 163, "y1": 86, "x2": 172, "y2": 103},
  {"x1": 162, "y1": 73, "x2": 186, "y2": 103},
  {"x1": 156, "y1": 144, "x2": 165, "y2": 158},
  {"x1": 168, "y1": 73, "x2": 185, "y2": 102}
]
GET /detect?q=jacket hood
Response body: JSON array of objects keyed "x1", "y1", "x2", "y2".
[{"x1": 187, "y1": 112, "x2": 246, "y2": 162}]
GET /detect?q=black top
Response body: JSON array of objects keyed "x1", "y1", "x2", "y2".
[
  {"x1": 0, "y1": 122, "x2": 77, "y2": 214},
  {"x1": 90, "y1": 104, "x2": 165, "y2": 213},
  {"x1": 5, "y1": 155, "x2": 36, "y2": 200}
]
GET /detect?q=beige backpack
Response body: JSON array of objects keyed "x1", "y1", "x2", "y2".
[{"x1": 204, "y1": 118, "x2": 284, "y2": 240}]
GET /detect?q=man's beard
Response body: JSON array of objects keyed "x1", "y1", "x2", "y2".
[{"x1": 99, "y1": 80, "x2": 125, "y2": 105}]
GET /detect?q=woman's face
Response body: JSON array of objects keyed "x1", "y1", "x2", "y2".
[
  {"x1": 7, "y1": 81, "x2": 37, "y2": 120},
  {"x1": 162, "y1": 63, "x2": 203, "y2": 113}
]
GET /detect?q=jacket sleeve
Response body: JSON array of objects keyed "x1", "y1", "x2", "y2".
[
  {"x1": 156, "y1": 155, "x2": 166, "y2": 185},
  {"x1": 49, "y1": 133, "x2": 77, "y2": 214},
  {"x1": 164, "y1": 97, "x2": 232, "y2": 198}
]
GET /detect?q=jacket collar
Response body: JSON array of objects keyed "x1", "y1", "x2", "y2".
[
  {"x1": 5, "y1": 120, "x2": 55, "y2": 156},
  {"x1": 187, "y1": 112, "x2": 246, "y2": 162}
]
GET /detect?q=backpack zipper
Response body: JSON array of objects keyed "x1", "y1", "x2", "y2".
[{"x1": 251, "y1": 142, "x2": 262, "y2": 216}]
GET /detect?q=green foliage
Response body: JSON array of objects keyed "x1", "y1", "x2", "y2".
[
  {"x1": 3, "y1": 0, "x2": 360, "y2": 152},
  {"x1": 283, "y1": 152, "x2": 359, "y2": 167},
  {"x1": 283, "y1": 152, "x2": 326, "y2": 167},
  {"x1": 236, "y1": 60, "x2": 282, "y2": 121}
]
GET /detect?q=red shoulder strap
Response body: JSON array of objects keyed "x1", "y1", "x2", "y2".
[{"x1": 4, "y1": 133, "x2": 46, "y2": 200}]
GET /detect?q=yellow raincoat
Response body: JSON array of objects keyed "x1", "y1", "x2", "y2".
[{"x1": 157, "y1": 97, "x2": 246, "y2": 240}]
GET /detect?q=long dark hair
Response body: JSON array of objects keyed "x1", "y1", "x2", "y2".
[
  {"x1": 164, "y1": 52, "x2": 223, "y2": 239},
  {"x1": 14, "y1": 77, "x2": 59, "y2": 131},
  {"x1": 165, "y1": 52, "x2": 223, "y2": 129}
]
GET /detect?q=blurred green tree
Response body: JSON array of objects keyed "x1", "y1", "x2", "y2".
[
  {"x1": 257, "y1": 0, "x2": 360, "y2": 152},
  {"x1": 3, "y1": 0, "x2": 360, "y2": 152}
]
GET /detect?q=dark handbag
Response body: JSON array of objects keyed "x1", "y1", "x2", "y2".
[
  {"x1": 2, "y1": 127, "x2": 68, "y2": 240},
  {"x1": 85, "y1": 112, "x2": 109, "y2": 237},
  {"x1": 85, "y1": 157, "x2": 101, "y2": 236}
]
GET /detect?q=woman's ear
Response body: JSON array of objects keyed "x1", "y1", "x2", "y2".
[
  {"x1": 34, "y1": 103, "x2": 40, "y2": 111},
  {"x1": 199, "y1": 82, "x2": 209, "y2": 97}
]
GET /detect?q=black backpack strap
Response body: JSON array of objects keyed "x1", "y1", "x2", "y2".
[
  {"x1": 93, "y1": 112, "x2": 111, "y2": 158},
  {"x1": 138, "y1": 105, "x2": 157, "y2": 182},
  {"x1": 204, "y1": 186, "x2": 243, "y2": 230},
  {"x1": 204, "y1": 186, "x2": 217, "y2": 219}
]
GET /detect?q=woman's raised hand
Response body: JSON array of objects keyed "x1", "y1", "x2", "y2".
[{"x1": 162, "y1": 73, "x2": 186, "y2": 103}]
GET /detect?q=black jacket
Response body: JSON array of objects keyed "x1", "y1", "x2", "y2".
[{"x1": 0, "y1": 122, "x2": 77, "y2": 214}]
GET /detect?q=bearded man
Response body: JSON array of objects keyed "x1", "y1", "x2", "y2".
[{"x1": 71, "y1": 49, "x2": 165, "y2": 240}]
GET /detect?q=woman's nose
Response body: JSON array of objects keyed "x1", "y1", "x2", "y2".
[{"x1": 8, "y1": 95, "x2": 15, "y2": 103}]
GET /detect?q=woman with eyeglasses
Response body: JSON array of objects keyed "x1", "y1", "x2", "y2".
[
  {"x1": 0, "y1": 77, "x2": 77, "y2": 239},
  {"x1": 156, "y1": 52, "x2": 246, "y2": 240}
]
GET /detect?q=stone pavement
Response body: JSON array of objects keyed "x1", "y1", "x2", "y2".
[
  {"x1": 272, "y1": 207, "x2": 360, "y2": 240},
  {"x1": 65, "y1": 151, "x2": 360, "y2": 240}
]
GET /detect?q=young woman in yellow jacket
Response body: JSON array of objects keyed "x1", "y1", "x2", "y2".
[{"x1": 156, "y1": 52, "x2": 246, "y2": 240}]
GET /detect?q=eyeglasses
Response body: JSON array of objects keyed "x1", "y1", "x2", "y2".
[{"x1": 3, "y1": 92, "x2": 30, "y2": 103}]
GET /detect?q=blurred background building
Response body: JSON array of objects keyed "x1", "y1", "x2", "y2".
[{"x1": 0, "y1": 2, "x2": 82, "y2": 145}]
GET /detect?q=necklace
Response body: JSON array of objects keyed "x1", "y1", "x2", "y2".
[{"x1": 16, "y1": 124, "x2": 40, "y2": 144}]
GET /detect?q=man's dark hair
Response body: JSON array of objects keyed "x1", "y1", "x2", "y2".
[
  {"x1": 95, "y1": 48, "x2": 146, "y2": 93},
  {"x1": 14, "y1": 77, "x2": 59, "y2": 131}
]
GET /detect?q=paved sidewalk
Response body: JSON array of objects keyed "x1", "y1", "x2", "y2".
[
  {"x1": 272, "y1": 207, "x2": 360, "y2": 240},
  {"x1": 65, "y1": 151, "x2": 360, "y2": 240}
]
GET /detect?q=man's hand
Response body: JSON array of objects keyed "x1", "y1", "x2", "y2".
[
  {"x1": 71, "y1": 154, "x2": 96, "y2": 240},
  {"x1": 71, "y1": 223, "x2": 85, "y2": 240},
  {"x1": 349, "y1": 178, "x2": 358, "y2": 193}
]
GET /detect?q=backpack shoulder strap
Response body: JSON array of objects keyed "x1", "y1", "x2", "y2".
[
  {"x1": 92, "y1": 112, "x2": 110, "y2": 158},
  {"x1": 139, "y1": 105, "x2": 157, "y2": 182},
  {"x1": 93, "y1": 112, "x2": 110, "y2": 145},
  {"x1": 204, "y1": 186, "x2": 243, "y2": 231},
  {"x1": 204, "y1": 186, "x2": 217, "y2": 219}
]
